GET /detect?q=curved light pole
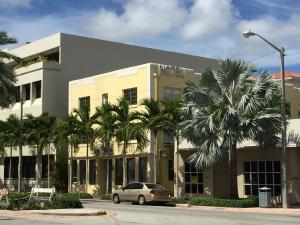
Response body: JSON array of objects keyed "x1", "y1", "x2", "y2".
[{"x1": 243, "y1": 30, "x2": 288, "y2": 208}]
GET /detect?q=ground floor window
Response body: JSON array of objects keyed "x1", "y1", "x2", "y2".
[
  {"x1": 115, "y1": 158, "x2": 123, "y2": 185},
  {"x1": 80, "y1": 160, "x2": 86, "y2": 184},
  {"x1": 139, "y1": 157, "x2": 147, "y2": 182},
  {"x1": 42, "y1": 155, "x2": 55, "y2": 178},
  {"x1": 244, "y1": 160, "x2": 281, "y2": 196},
  {"x1": 4, "y1": 157, "x2": 18, "y2": 179},
  {"x1": 22, "y1": 156, "x2": 36, "y2": 179},
  {"x1": 168, "y1": 160, "x2": 174, "y2": 181},
  {"x1": 127, "y1": 158, "x2": 135, "y2": 183},
  {"x1": 72, "y1": 160, "x2": 77, "y2": 182},
  {"x1": 184, "y1": 163, "x2": 203, "y2": 194},
  {"x1": 89, "y1": 159, "x2": 96, "y2": 185}
]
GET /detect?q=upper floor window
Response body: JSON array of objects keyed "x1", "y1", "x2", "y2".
[
  {"x1": 23, "y1": 83, "x2": 31, "y2": 101},
  {"x1": 123, "y1": 88, "x2": 137, "y2": 105},
  {"x1": 102, "y1": 93, "x2": 108, "y2": 105},
  {"x1": 33, "y1": 81, "x2": 42, "y2": 99},
  {"x1": 79, "y1": 96, "x2": 90, "y2": 110},
  {"x1": 164, "y1": 88, "x2": 181, "y2": 100}
]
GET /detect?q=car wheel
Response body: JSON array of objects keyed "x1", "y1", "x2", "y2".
[
  {"x1": 113, "y1": 194, "x2": 120, "y2": 204},
  {"x1": 138, "y1": 195, "x2": 146, "y2": 205}
]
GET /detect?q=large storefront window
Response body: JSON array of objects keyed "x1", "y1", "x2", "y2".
[
  {"x1": 244, "y1": 161, "x2": 281, "y2": 196},
  {"x1": 42, "y1": 155, "x2": 54, "y2": 178},
  {"x1": 127, "y1": 158, "x2": 135, "y2": 183},
  {"x1": 89, "y1": 159, "x2": 96, "y2": 185},
  {"x1": 80, "y1": 160, "x2": 86, "y2": 184},
  {"x1": 22, "y1": 156, "x2": 36, "y2": 179},
  {"x1": 184, "y1": 163, "x2": 203, "y2": 194},
  {"x1": 72, "y1": 160, "x2": 77, "y2": 182},
  {"x1": 139, "y1": 157, "x2": 147, "y2": 182},
  {"x1": 115, "y1": 158, "x2": 123, "y2": 185},
  {"x1": 4, "y1": 157, "x2": 19, "y2": 179}
]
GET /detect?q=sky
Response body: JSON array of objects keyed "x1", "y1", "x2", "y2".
[{"x1": 1, "y1": 0, "x2": 300, "y2": 73}]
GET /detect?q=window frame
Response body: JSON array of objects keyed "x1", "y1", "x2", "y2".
[
  {"x1": 123, "y1": 87, "x2": 137, "y2": 105},
  {"x1": 184, "y1": 163, "x2": 203, "y2": 194}
]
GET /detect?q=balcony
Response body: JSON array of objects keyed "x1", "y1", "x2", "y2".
[{"x1": 15, "y1": 60, "x2": 60, "y2": 76}]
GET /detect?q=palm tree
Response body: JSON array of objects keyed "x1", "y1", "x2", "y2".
[
  {"x1": 72, "y1": 106, "x2": 97, "y2": 192},
  {"x1": 140, "y1": 98, "x2": 164, "y2": 184},
  {"x1": 0, "y1": 31, "x2": 20, "y2": 108},
  {"x1": 0, "y1": 115, "x2": 22, "y2": 189},
  {"x1": 113, "y1": 98, "x2": 148, "y2": 186},
  {"x1": 161, "y1": 99, "x2": 183, "y2": 198},
  {"x1": 25, "y1": 113, "x2": 57, "y2": 187},
  {"x1": 181, "y1": 59, "x2": 282, "y2": 198},
  {"x1": 94, "y1": 103, "x2": 116, "y2": 194},
  {"x1": 54, "y1": 116, "x2": 80, "y2": 192}
]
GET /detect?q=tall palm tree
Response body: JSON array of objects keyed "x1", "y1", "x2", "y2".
[
  {"x1": 25, "y1": 113, "x2": 57, "y2": 187},
  {"x1": 181, "y1": 59, "x2": 282, "y2": 198},
  {"x1": 140, "y1": 98, "x2": 164, "y2": 183},
  {"x1": 161, "y1": 98, "x2": 183, "y2": 197},
  {"x1": 113, "y1": 98, "x2": 148, "y2": 186},
  {"x1": 0, "y1": 31, "x2": 20, "y2": 108},
  {"x1": 72, "y1": 106, "x2": 97, "y2": 192},
  {"x1": 54, "y1": 116, "x2": 80, "y2": 192},
  {"x1": 94, "y1": 103, "x2": 116, "y2": 194},
  {"x1": 0, "y1": 115, "x2": 22, "y2": 189}
]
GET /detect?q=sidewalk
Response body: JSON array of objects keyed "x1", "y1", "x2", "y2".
[
  {"x1": 0, "y1": 208, "x2": 107, "y2": 217},
  {"x1": 176, "y1": 204, "x2": 300, "y2": 216}
]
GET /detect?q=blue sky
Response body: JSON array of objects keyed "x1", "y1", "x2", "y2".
[{"x1": 1, "y1": 0, "x2": 300, "y2": 73}]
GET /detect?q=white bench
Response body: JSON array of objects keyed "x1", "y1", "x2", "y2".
[{"x1": 29, "y1": 187, "x2": 56, "y2": 202}]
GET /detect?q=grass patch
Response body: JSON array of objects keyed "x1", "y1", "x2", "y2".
[
  {"x1": 188, "y1": 197, "x2": 258, "y2": 208},
  {"x1": 99, "y1": 194, "x2": 111, "y2": 200},
  {"x1": 63, "y1": 192, "x2": 93, "y2": 199}
]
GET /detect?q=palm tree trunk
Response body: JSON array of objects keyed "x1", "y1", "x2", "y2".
[
  {"x1": 86, "y1": 142, "x2": 89, "y2": 193},
  {"x1": 152, "y1": 131, "x2": 157, "y2": 184},
  {"x1": 36, "y1": 154, "x2": 42, "y2": 187},
  {"x1": 106, "y1": 159, "x2": 109, "y2": 194},
  {"x1": 228, "y1": 143, "x2": 238, "y2": 199},
  {"x1": 47, "y1": 146, "x2": 50, "y2": 188},
  {"x1": 69, "y1": 145, "x2": 73, "y2": 192},
  {"x1": 122, "y1": 142, "x2": 127, "y2": 186},
  {"x1": 175, "y1": 136, "x2": 179, "y2": 198},
  {"x1": 8, "y1": 146, "x2": 12, "y2": 188}
]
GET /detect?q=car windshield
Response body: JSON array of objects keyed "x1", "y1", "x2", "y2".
[{"x1": 145, "y1": 184, "x2": 165, "y2": 190}]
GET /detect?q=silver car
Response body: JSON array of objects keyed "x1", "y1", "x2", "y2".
[{"x1": 112, "y1": 182, "x2": 171, "y2": 205}]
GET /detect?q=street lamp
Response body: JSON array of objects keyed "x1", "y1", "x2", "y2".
[{"x1": 243, "y1": 30, "x2": 288, "y2": 208}]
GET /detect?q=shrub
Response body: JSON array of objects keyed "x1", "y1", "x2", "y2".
[
  {"x1": 22, "y1": 199, "x2": 42, "y2": 210},
  {"x1": 99, "y1": 194, "x2": 111, "y2": 200},
  {"x1": 63, "y1": 192, "x2": 93, "y2": 199},
  {"x1": 188, "y1": 197, "x2": 258, "y2": 208},
  {"x1": 171, "y1": 197, "x2": 188, "y2": 204},
  {"x1": 7, "y1": 192, "x2": 30, "y2": 209},
  {"x1": 44, "y1": 195, "x2": 83, "y2": 209}
]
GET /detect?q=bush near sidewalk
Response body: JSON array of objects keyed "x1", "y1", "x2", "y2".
[
  {"x1": 188, "y1": 197, "x2": 258, "y2": 208},
  {"x1": 44, "y1": 195, "x2": 83, "y2": 209},
  {"x1": 99, "y1": 194, "x2": 111, "y2": 200},
  {"x1": 64, "y1": 192, "x2": 93, "y2": 199}
]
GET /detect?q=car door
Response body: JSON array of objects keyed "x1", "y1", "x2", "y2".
[
  {"x1": 132, "y1": 183, "x2": 144, "y2": 201},
  {"x1": 120, "y1": 183, "x2": 135, "y2": 201}
]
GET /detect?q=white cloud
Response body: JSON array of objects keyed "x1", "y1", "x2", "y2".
[
  {"x1": 0, "y1": 0, "x2": 31, "y2": 7},
  {"x1": 1, "y1": 0, "x2": 300, "y2": 69},
  {"x1": 80, "y1": 0, "x2": 186, "y2": 41}
]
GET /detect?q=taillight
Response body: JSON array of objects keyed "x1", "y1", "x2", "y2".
[{"x1": 150, "y1": 189, "x2": 158, "y2": 195}]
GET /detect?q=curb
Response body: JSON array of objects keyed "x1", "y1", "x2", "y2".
[
  {"x1": 81, "y1": 199, "x2": 111, "y2": 203},
  {"x1": 175, "y1": 204, "x2": 300, "y2": 216},
  {"x1": 27, "y1": 210, "x2": 107, "y2": 217}
]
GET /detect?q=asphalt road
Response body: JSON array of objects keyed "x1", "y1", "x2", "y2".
[{"x1": 0, "y1": 202, "x2": 300, "y2": 225}]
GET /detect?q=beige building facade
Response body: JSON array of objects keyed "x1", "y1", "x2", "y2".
[{"x1": 0, "y1": 33, "x2": 217, "y2": 190}]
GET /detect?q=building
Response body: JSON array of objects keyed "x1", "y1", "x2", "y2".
[
  {"x1": 69, "y1": 63, "x2": 300, "y2": 205},
  {"x1": 0, "y1": 33, "x2": 217, "y2": 190},
  {"x1": 68, "y1": 63, "x2": 200, "y2": 195},
  {"x1": 177, "y1": 72, "x2": 300, "y2": 205}
]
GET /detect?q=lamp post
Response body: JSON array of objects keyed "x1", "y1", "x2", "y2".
[{"x1": 243, "y1": 30, "x2": 288, "y2": 208}]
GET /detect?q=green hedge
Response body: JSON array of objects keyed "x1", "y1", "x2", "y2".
[
  {"x1": 99, "y1": 194, "x2": 111, "y2": 200},
  {"x1": 64, "y1": 192, "x2": 93, "y2": 199},
  {"x1": 188, "y1": 197, "x2": 258, "y2": 208},
  {"x1": 171, "y1": 197, "x2": 189, "y2": 204},
  {"x1": 44, "y1": 195, "x2": 83, "y2": 209}
]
